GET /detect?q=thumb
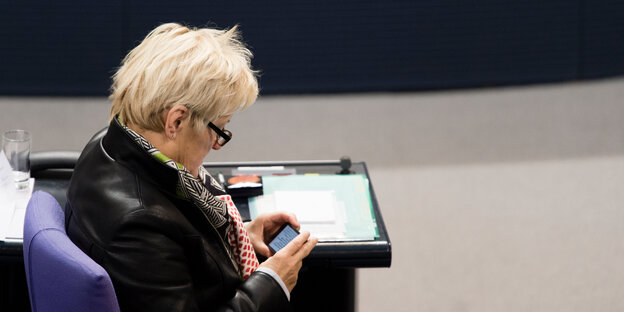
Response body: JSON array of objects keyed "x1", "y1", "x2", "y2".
[
  {"x1": 255, "y1": 242, "x2": 271, "y2": 257},
  {"x1": 278, "y1": 231, "x2": 311, "y2": 256}
]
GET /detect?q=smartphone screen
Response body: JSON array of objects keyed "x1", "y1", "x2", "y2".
[{"x1": 269, "y1": 224, "x2": 300, "y2": 253}]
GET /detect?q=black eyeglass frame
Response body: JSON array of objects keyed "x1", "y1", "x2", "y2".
[{"x1": 208, "y1": 122, "x2": 232, "y2": 146}]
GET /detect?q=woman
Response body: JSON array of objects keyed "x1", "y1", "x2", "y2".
[{"x1": 64, "y1": 23, "x2": 318, "y2": 311}]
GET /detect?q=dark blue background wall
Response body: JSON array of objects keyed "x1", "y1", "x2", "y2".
[{"x1": 1, "y1": 0, "x2": 622, "y2": 95}]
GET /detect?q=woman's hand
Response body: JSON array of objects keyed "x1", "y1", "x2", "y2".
[
  {"x1": 259, "y1": 231, "x2": 318, "y2": 291},
  {"x1": 245, "y1": 212, "x2": 300, "y2": 257}
]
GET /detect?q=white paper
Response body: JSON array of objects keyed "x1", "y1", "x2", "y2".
[
  {"x1": 248, "y1": 191, "x2": 361, "y2": 242},
  {"x1": 232, "y1": 166, "x2": 297, "y2": 176},
  {"x1": 300, "y1": 201, "x2": 347, "y2": 240},
  {"x1": 0, "y1": 177, "x2": 34, "y2": 242},
  {"x1": 4, "y1": 178, "x2": 34, "y2": 241},
  {"x1": 274, "y1": 190, "x2": 336, "y2": 223},
  {"x1": 249, "y1": 193, "x2": 276, "y2": 217},
  {"x1": 0, "y1": 151, "x2": 14, "y2": 190},
  {"x1": 0, "y1": 151, "x2": 17, "y2": 240},
  {"x1": 228, "y1": 182, "x2": 262, "y2": 189},
  {"x1": 4, "y1": 208, "x2": 25, "y2": 242}
]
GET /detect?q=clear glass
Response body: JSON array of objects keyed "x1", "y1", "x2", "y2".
[{"x1": 2, "y1": 130, "x2": 31, "y2": 190}]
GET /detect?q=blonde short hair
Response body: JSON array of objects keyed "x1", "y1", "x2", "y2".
[{"x1": 110, "y1": 23, "x2": 258, "y2": 132}]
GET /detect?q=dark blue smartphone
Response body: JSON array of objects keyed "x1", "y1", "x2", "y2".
[{"x1": 268, "y1": 223, "x2": 300, "y2": 253}]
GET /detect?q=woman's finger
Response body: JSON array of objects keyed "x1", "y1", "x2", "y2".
[
  {"x1": 283, "y1": 212, "x2": 299, "y2": 230},
  {"x1": 255, "y1": 242, "x2": 271, "y2": 257},
  {"x1": 277, "y1": 231, "x2": 311, "y2": 256},
  {"x1": 270, "y1": 212, "x2": 299, "y2": 230},
  {"x1": 294, "y1": 236, "x2": 318, "y2": 259}
]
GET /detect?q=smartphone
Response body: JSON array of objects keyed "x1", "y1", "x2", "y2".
[{"x1": 268, "y1": 223, "x2": 300, "y2": 254}]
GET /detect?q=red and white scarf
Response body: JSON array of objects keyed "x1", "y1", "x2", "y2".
[{"x1": 216, "y1": 195, "x2": 259, "y2": 279}]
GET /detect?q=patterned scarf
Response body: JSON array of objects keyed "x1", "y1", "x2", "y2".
[{"x1": 121, "y1": 123, "x2": 259, "y2": 279}]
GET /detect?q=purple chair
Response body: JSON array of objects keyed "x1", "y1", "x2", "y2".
[{"x1": 23, "y1": 191, "x2": 120, "y2": 312}]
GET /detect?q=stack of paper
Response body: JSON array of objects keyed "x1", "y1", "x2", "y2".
[
  {"x1": 0, "y1": 179, "x2": 34, "y2": 243},
  {"x1": 0, "y1": 151, "x2": 34, "y2": 242},
  {"x1": 249, "y1": 174, "x2": 378, "y2": 242}
]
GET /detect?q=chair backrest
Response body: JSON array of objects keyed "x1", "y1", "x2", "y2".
[
  {"x1": 30, "y1": 151, "x2": 81, "y2": 209},
  {"x1": 23, "y1": 191, "x2": 120, "y2": 312}
]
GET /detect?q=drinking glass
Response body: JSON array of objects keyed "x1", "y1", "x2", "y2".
[{"x1": 2, "y1": 130, "x2": 31, "y2": 190}]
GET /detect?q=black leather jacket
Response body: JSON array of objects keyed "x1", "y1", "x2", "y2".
[{"x1": 64, "y1": 118, "x2": 290, "y2": 312}]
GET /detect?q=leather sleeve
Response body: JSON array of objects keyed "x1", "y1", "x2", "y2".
[
  {"x1": 218, "y1": 271, "x2": 291, "y2": 312},
  {"x1": 102, "y1": 209, "x2": 290, "y2": 312}
]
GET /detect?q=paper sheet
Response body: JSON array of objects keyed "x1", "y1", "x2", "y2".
[
  {"x1": 3, "y1": 179, "x2": 34, "y2": 242},
  {"x1": 0, "y1": 151, "x2": 17, "y2": 241},
  {"x1": 0, "y1": 151, "x2": 14, "y2": 190},
  {"x1": 261, "y1": 175, "x2": 378, "y2": 240},
  {"x1": 0, "y1": 151, "x2": 34, "y2": 242},
  {"x1": 274, "y1": 190, "x2": 336, "y2": 223},
  {"x1": 249, "y1": 175, "x2": 378, "y2": 241},
  {"x1": 299, "y1": 201, "x2": 347, "y2": 240}
]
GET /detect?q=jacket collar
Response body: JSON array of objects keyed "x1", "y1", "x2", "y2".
[{"x1": 102, "y1": 117, "x2": 180, "y2": 195}]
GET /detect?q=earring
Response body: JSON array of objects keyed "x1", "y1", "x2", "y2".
[{"x1": 170, "y1": 134, "x2": 175, "y2": 140}]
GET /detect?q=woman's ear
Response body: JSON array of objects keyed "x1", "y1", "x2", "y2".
[{"x1": 164, "y1": 105, "x2": 189, "y2": 140}]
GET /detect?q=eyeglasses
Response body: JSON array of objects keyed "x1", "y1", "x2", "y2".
[{"x1": 208, "y1": 122, "x2": 232, "y2": 147}]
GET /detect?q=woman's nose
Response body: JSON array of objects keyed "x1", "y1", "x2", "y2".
[{"x1": 212, "y1": 141, "x2": 222, "y2": 150}]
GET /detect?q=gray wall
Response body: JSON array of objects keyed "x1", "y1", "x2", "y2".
[{"x1": 2, "y1": 76, "x2": 624, "y2": 311}]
